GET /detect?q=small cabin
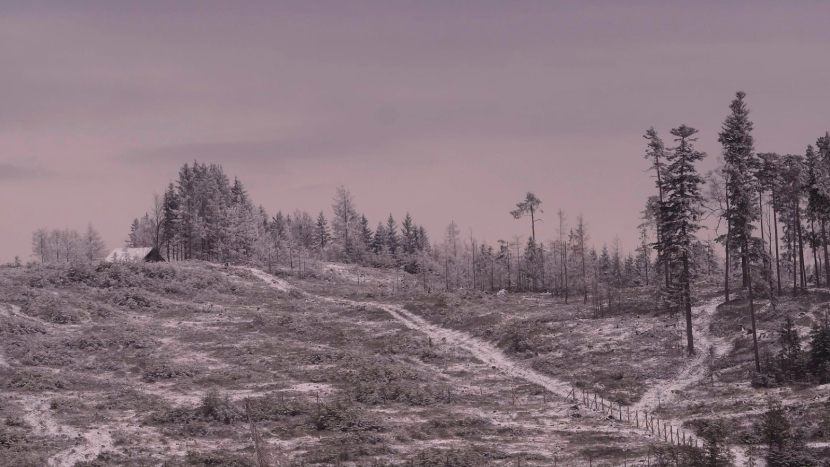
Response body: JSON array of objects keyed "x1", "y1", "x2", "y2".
[{"x1": 104, "y1": 247, "x2": 165, "y2": 263}]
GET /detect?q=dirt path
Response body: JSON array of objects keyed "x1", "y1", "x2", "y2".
[
  {"x1": 241, "y1": 267, "x2": 693, "y2": 450},
  {"x1": 635, "y1": 297, "x2": 733, "y2": 411},
  {"x1": 632, "y1": 297, "x2": 763, "y2": 465},
  {"x1": 244, "y1": 266, "x2": 778, "y2": 464}
]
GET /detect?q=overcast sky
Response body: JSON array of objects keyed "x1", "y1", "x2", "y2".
[{"x1": 2, "y1": 1, "x2": 830, "y2": 263}]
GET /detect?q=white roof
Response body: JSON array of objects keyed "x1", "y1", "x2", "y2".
[{"x1": 105, "y1": 247, "x2": 153, "y2": 262}]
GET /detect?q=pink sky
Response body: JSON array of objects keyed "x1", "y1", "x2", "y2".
[{"x1": 2, "y1": 1, "x2": 830, "y2": 263}]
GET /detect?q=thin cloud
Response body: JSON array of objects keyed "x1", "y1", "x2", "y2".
[{"x1": 0, "y1": 162, "x2": 55, "y2": 182}]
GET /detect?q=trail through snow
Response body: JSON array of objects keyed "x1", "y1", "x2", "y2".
[
  {"x1": 244, "y1": 267, "x2": 742, "y2": 454},
  {"x1": 635, "y1": 297, "x2": 734, "y2": 412}
]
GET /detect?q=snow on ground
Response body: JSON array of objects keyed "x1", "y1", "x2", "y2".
[
  {"x1": 245, "y1": 265, "x2": 698, "y2": 453},
  {"x1": 244, "y1": 266, "x2": 291, "y2": 292},
  {"x1": 18, "y1": 395, "x2": 116, "y2": 467}
]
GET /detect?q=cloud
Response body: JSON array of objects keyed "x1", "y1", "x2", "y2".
[{"x1": 0, "y1": 162, "x2": 55, "y2": 181}]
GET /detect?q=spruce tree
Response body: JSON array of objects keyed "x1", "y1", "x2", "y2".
[
  {"x1": 314, "y1": 211, "x2": 331, "y2": 252},
  {"x1": 809, "y1": 315, "x2": 830, "y2": 382},
  {"x1": 663, "y1": 124, "x2": 706, "y2": 356},
  {"x1": 372, "y1": 222, "x2": 387, "y2": 254},
  {"x1": 401, "y1": 213, "x2": 416, "y2": 254},
  {"x1": 718, "y1": 91, "x2": 759, "y2": 289},
  {"x1": 359, "y1": 215, "x2": 373, "y2": 251},
  {"x1": 385, "y1": 214, "x2": 399, "y2": 255}
]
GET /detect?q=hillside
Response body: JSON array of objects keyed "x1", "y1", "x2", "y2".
[{"x1": 0, "y1": 261, "x2": 828, "y2": 467}]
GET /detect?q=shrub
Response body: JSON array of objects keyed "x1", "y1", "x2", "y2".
[
  {"x1": 142, "y1": 364, "x2": 197, "y2": 382},
  {"x1": 310, "y1": 399, "x2": 382, "y2": 432},
  {"x1": 198, "y1": 390, "x2": 242, "y2": 424}
]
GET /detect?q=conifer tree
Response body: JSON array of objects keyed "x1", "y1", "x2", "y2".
[
  {"x1": 385, "y1": 214, "x2": 399, "y2": 255},
  {"x1": 510, "y1": 192, "x2": 542, "y2": 242},
  {"x1": 573, "y1": 215, "x2": 590, "y2": 303},
  {"x1": 663, "y1": 124, "x2": 707, "y2": 356},
  {"x1": 359, "y1": 215, "x2": 373, "y2": 251},
  {"x1": 401, "y1": 213, "x2": 416, "y2": 254},
  {"x1": 644, "y1": 127, "x2": 671, "y2": 288},
  {"x1": 719, "y1": 91, "x2": 759, "y2": 290},
  {"x1": 314, "y1": 211, "x2": 331, "y2": 252},
  {"x1": 809, "y1": 314, "x2": 830, "y2": 382},
  {"x1": 372, "y1": 221, "x2": 387, "y2": 254},
  {"x1": 758, "y1": 153, "x2": 784, "y2": 295}
]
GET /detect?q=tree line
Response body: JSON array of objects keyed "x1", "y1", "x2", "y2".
[
  {"x1": 644, "y1": 90, "x2": 830, "y2": 373},
  {"x1": 30, "y1": 224, "x2": 107, "y2": 264}
]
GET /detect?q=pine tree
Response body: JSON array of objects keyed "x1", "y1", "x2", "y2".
[
  {"x1": 809, "y1": 315, "x2": 830, "y2": 382},
  {"x1": 416, "y1": 226, "x2": 430, "y2": 252},
  {"x1": 385, "y1": 214, "x2": 399, "y2": 255},
  {"x1": 644, "y1": 127, "x2": 671, "y2": 289},
  {"x1": 510, "y1": 192, "x2": 542, "y2": 242},
  {"x1": 663, "y1": 124, "x2": 707, "y2": 356},
  {"x1": 372, "y1": 221, "x2": 387, "y2": 254},
  {"x1": 718, "y1": 91, "x2": 760, "y2": 289},
  {"x1": 162, "y1": 183, "x2": 180, "y2": 260},
  {"x1": 758, "y1": 153, "x2": 784, "y2": 295},
  {"x1": 573, "y1": 215, "x2": 590, "y2": 303},
  {"x1": 314, "y1": 211, "x2": 331, "y2": 252},
  {"x1": 359, "y1": 215, "x2": 373, "y2": 251},
  {"x1": 699, "y1": 420, "x2": 735, "y2": 467},
  {"x1": 777, "y1": 315, "x2": 804, "y2": 381},
  {"x1": 401, "y1": 212, "x2": 416, "y2": 254},
  {"x1": 636, "y1": 226, "x2": 651, "y2": 286}
]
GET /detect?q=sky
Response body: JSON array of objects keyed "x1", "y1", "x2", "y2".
[{"x1": 2, "y1": 1, "x2": 830, "y2": 263}]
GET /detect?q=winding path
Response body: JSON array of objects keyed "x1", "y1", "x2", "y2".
[{"x1": 245, "y1": 267, "x2": 756, "y2": 462}]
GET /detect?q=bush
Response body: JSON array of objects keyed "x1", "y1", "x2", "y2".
[
  {"x1": 5, "y1": 370, "x2": 69, "y2": 391},
  {"x1": 310, "y1": 399, "x2": 382, "y2": 432},
  {"x1": 0, "y1": 427, "x2": 25, "y2": 449},
  {"x1": 162, "y1": 450, "x2": 256, "y2": 467},
  {"x1": 142, "y1": 364, "x2": 197, "y2": 382},
  {"x1": 198, "y1": 390, "x2": 242, "y2": 424}
]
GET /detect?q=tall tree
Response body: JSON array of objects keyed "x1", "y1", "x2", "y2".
[
  {"x1": 663, "y1": 124, "x2": 707, "y2": 356},
  {"x1": 510, "y1": 192, "x2": 543, "y2": 242},
  {"x1": 814, "y1": 132, "x2": 830, "y2": 286},
  {"x1": 718, "y1": 91, "x2": 759, "y2": 288},
  {"x1": 573, "y1": 215, "x2": 590, "y2": 303},
  {"x1": 557, "y1": 209, "x2": 569, "y2": 303},
  {"x1": 719, "y1": 92, "x2": 761, "y2": 371},
  {"x1": 644, "y1": 127, "x2": 671, "y2": 289},
  {"x1": 758, "y1": 153, "x2": 783, "y2": 295}
]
